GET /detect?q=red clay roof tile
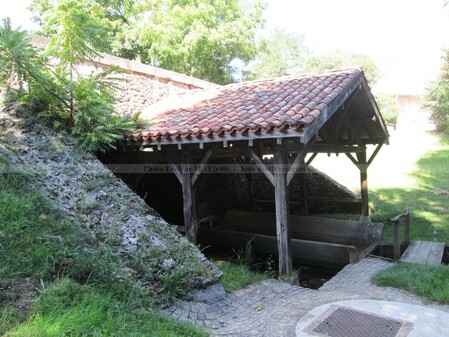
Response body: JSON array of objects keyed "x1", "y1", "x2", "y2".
[{"x1": 131, "y1": 68, "x2": 363, "y2": 143}]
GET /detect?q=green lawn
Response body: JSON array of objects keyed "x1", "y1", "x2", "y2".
[
  {"x1": 371, "y1": 132, "x2": 449, "y2": 304},
  {"x1": 370, "y1": 132, "x2": 449, "y2": 243},
  {"x1": 373, "y1": 263, "x2": 449, "y2": 304}
]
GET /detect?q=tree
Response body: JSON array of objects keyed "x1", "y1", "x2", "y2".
[
  {"x1": 304, "y1": 49, "x2": 380, "y2": 85},
  {"x1": 42, "y1": 0, "x2": 111, "y2": 125},
  {"x1": 0, "y1": 17, "x2": 39, "y2": 93},
  {"x1": 245, "y1": 27, "x2": 309, "y2": 80},
  {"x1": 30, "y1": 0, "x2": 265, "y2": 84},
  {"x1": 375, "y1": 93, "x2": 399, "y2": 126},
  {"x1": 425, "y1": 49, "x2": 449, "y2": 133},
  {"x1": 0, "y1": 16, "x2": 142, "y2": 152}
]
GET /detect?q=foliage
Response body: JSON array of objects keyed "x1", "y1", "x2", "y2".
[
  {"x1": 0, "y1": 17, "x2": 143, "y2": 152},
  {"x1": 304, "y1": 49, "x2": 380, "y2": 85},
  {"x1": 42, "y1": 0, "x2": 111, "y2": 125},
  {"x1": 245, "y1": 27, "x2": 309, "y2": 80},
  {"x1": 0, "y1": 18, "x2": 38, "y2": 93},
  {"x1": 71, "y1": 71, "x2": 144, "y2": 152},
  {"x1": 0, "y1": 17, "x2": 59, "y2": 107},
  {"x1": 373, "y1": 263, "x2": 449, "y2": 304},
  {"x1": 374, "y1": 93, "x2": 399, "y2": 125},
  {"x1": 5, "y1": 278, "x2": 208, "y2": 336},
  {"x1": 30, "y1": 0, "x2": 265, "y2": 84},
  {"x1": 425, "y1": 49, "x2": 449, "y2": 133}
]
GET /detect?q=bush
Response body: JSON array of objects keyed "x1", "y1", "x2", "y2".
[{"x1": 375, "y1": 93, "x2": 399, "y2": 125}]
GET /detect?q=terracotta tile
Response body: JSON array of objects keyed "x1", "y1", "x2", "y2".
[{"x1": 127, "y1": 68, "x2": 363, "y2": 142}]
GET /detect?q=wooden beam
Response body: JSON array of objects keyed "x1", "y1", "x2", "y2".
[
  {"x1": 287, "y1": 151, "x2": 304, "y2": 186},
  {"x1": 344, "y1": 152, "x2": 359, "y2": 166},
  {"x1": 367, "y1": 143, "x2": 383, "y2": 166},
  {"x1": 273, "y1": 147, "x2": 292, "y2": 277},
  {"x1": 360, "y1": 78, "x2": 390, "y2": 145},
  {"x1": 305, "y1": 153, "x2": 318, "y2": 165},
  {"x1": 302, "y1": 73, "x2": 363, "y2": 144},
  {"x1": 307, "y1": 144, "x2": 364, "y2": 154},
  {"x1": 162, "y1": 149, "x2": 183, "y2": 183},
  {"x1": 191, "y1": 146, "x2": 215, "y2": 186},
  {"x1": 248, "y1": 147, "x2": 275, "y2": 186},
  {"x1": 128, "y1": 128, "x2": 305, "y2": 148},
  {"x1": 286, "y1": 138, "x2": 316, "y2": 186}
]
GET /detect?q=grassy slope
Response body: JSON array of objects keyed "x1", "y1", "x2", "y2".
[
  {"x1": 371, "y1": 133, "x2": 449, "y2": 304},
  {"x1": 0, "y1": 153, "x2": 207, "y2": 336},
  {"x1": 371, "y1": 133, "x2": 449, "y2": 243}
]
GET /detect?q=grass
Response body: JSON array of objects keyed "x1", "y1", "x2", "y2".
[
  {"x1": 370, "y1": 132, "x2": 449, "y2": 243},
  {"x1": 370, "y1": 132, "x2": 449, "y2": 304},
  {"x1": 0, "y1": 152, "x2": 207, "y2": 336},
  {"x1": 373, "y1": 263, "x2": 449, "y2": 304},
  {"x1": 4, "y1": 278, "x2": 207, "y2": 337},
  {"x1": 212, "y1": 259, "x2": 273, "y2": 293}
]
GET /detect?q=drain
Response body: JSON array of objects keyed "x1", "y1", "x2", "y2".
[{"x1": 307, "y1": 306, "x2": 410, "y2": 337}]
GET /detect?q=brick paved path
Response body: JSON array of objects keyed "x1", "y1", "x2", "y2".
[{"x1": 164, "y1": 257, "x2": 449, "y2": 336}]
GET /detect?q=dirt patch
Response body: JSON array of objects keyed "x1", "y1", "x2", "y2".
[
  {"x1": 0, "y1": 278, "x2": 36, "y2": 322},
  {"x1": 432, "y1": 188, "x2": 449, "y2": 196}
]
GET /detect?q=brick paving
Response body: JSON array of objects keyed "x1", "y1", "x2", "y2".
[{"x1": 164, "y1": 257, "x2": 449, "y2": 336}]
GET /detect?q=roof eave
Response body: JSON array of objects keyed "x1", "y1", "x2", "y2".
[{"x1": 127, "y1": 128, "x2": 306, "y2": 150}]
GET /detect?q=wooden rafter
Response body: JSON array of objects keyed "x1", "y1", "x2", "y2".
[
  {"x1": 248, "y1": 147, "x2": 275, "y2": 186},
  {"x1": 191, "y1": 146, "x2": 216, "y2": 186}
]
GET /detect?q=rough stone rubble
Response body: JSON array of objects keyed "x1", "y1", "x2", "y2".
[{"x1": 0, "y1": 100, "x2": 224, "y2": 300}]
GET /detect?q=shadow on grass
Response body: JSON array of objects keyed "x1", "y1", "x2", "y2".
[{"x1": 371, "y1": 133, "x2": 449, "y2": 244}]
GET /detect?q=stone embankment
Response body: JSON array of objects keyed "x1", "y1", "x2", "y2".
[{"x1": 0, "y1": 99, "x2": 224, "y2": 300}]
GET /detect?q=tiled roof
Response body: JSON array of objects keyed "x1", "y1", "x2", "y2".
[{"x1": 129, "y1": 68, "x2": 364, "y2": 143}]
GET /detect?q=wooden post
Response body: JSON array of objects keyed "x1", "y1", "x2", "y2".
[
  {"x1": 393, "y1": 221, "x2": 401, "y2": 260},
  {"x1": 404, "y1": 211, "x2": 410, "y2": 245},
  {"x1": 181, "y1": 151, "x2": 196, "y2": 243},
  {"x1": 273, "y1": 147, "x2": 292, "y2": 277},
  {"x1": 357, "y1": 150, "x2": 369, "y2": 217},
  {"x1": 299, "y1": 163, "x2": 308, "y2": 216}
]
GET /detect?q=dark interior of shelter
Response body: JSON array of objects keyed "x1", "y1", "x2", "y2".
[
  {"x1": 99, "y1": 152, "x2": 360, "y2": 227},
  {"x1": 99, "y1": 150, "x2": 371, "y2": 288}
]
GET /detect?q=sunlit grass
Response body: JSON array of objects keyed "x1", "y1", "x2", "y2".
[
  {"x1": 369, "y1": 132, "x2": 449, "y2": 244},
  {"x1": 371, "y1": 132, "x2": 449, "y2": 304},
  {"x1": 373, "y1": 263, "x2": 449, "y2": 304}
]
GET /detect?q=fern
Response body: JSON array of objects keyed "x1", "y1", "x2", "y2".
[
  {"x1": 1, "y1": 15, "x2": 142, "y2": 153},
  {"x1": 0, "y1": 18, "x2": 38, "y2": 92}
]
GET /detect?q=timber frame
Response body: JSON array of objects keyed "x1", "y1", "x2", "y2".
[{"x1": 120, "y1": 69, "x2": 389, "y2": 277}]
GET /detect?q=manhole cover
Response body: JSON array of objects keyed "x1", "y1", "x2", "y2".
[{"x1": 309, "y1": 306, "x2": 408, "y2": 337}]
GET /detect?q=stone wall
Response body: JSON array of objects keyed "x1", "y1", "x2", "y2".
[
  {"x1": 251, "y1": 165, "x2": 360, "y2": 215},
  {"x1": 30, "y1": 35, "x2": 219, "y2": 117}
]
